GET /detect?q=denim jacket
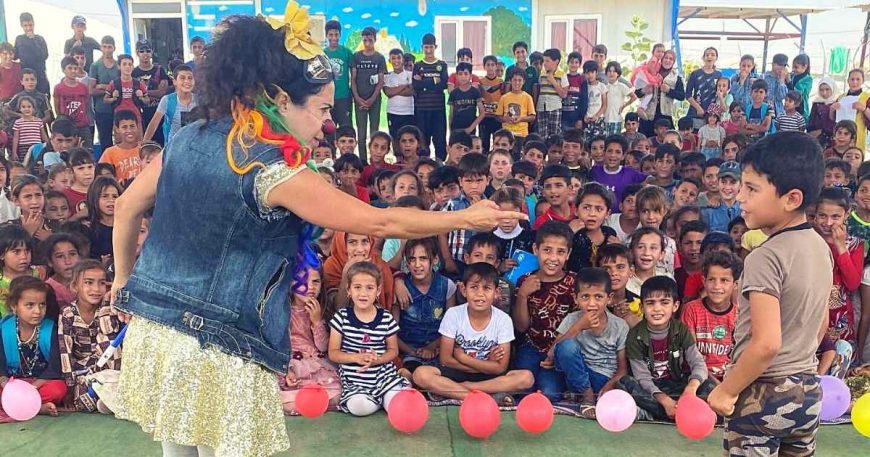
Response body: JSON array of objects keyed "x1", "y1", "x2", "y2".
[{"x1": 116, "y1": 118, "x2": 306, "y2": 374}]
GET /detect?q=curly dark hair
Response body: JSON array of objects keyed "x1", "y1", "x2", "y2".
[{"x1": 197, "y1": 15, "x2": 329, "y2": 120}]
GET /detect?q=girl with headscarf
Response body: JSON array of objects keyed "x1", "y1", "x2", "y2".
[
  {"x1": 808, "y1": 77, "x2": 839, "y2": 148},
  {"x1": 322, "y1": 232, "x2": 394, "y2": 323}
]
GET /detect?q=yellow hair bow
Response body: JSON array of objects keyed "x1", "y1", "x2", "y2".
[{"x1": 261, "y1": 1, "x2": 323, "y2": 60}]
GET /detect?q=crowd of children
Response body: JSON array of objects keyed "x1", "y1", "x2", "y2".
[{"x1": 1, "y1": 10, "x2": 870, "y2": 457}]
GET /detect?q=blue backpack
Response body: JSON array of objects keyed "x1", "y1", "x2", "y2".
[{"x1": 162, "y1": 92, "x2": 178, "y2": 143}]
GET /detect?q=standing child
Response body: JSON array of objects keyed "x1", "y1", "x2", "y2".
[
  {"x1": 324, "y1": 20, "x2": 354, "y2": 133},
  {"x1": 492, "y1": 187, "x2": 534, "y2": 266},
  {"x1": 561, "y1": 128, "x2": 589, "y2": 172},
  {"x1": 708, "y1": 132, "x2": 831, "y2": 456},
  {"x1": 721, "y1": 103, "x2": 746, "y2": 136},
  {"x1": 706, "y1": 77, "x2": 733, "y2": 121},
  {"x1": 0, "y1": 276, "x2": 65, "y2": 416},
  {"x1": 446, "y1": 48, "x2": 480, "y2": 91},
  {"x1": 589, "y1": 135, "x2": 647, "y2": 210},
  {"x1": 813, "y1": 186, "x2": 863, "y2": 346},
  {"x1": 534, "y1": 49, "x2": 569, "y2": 139},
  {"x1": 280, "y1": 267, "x2": 340, "y2": 414},
  {"x1": 63, "y1": 148, "x2": 94, "y2": 222},
  {"x1": 328, "y1": 262, "x2": 409, "y2": 416},
  {"x1": 567, "y1": 183, "x2": 618, "y2": 271},
  {"x1": 11, "y1": 97, "x2": 47, "y2": 162},
  {"x1": 394, "y1": 238, "x2": 456, "y2": 374},
  {"x1": 583, "y1": 61, "x2": 608, "y2": 139},
  {"x1": 604, "y1": 62, "x2": 636, "y2": 136},
  {"x1": 744, "y1": 80, "x2": 773, "y2": 140},
  {"x1": 681, "y1": 251, "x2": 741, "y2": 381},
  {"x1": 413, "y1": 34, "x2": 449, "y2": 161},
  {"x1": 351, "y1": 27, "x2": 386, "y2": 163},
  {"x1": 808, "y1": 78, "x2": 838, "y2": 147},
  {"x1": 58, "y1": 260, "x2": 122, "y2": 411},
  {"x1": 513, "y1": 221, "x2": 578, "y2": 401},
  {"x1": 413, "y1": 263, "x2": 534, "y2": 402},
  {"x1": 5, "y1": 68, "x2": 53, "y2": 129},
  {"x1": 99, "y1": 110, "x2": 142, "y2": 185},
  {"x1": 789, "y1": 54, "x2": 813, "y2": 121},
  {"x1": 546, "y1": 268, "x2": 629, "y2": 410},
  {"x1": 562, "y1": 52, "x2": 587, "y2": 132},
  {"x1": 53, "y1": 56, "x2": 92, "y2": 146},
  {"x1": 103, "y1": 54, "x2": 148, "y2": 128},
  {"x1": 698, "y1": 112, "x2": 726, "y2": 159},
  {"x1": 775, "y1": 91, "x2": 807, "y2": 133},
  {"x1": 824, "y1": 121, "x2": 857, "y2": 159},
  {"x1": 488, "y1": 149, "x2": 513, "y2": 193},
  {"x1": 383, "y1": 48, "x2": 415, "y2": 140},
  {"x1": 334, "y1": 154, "x2": 369, "y2": 203},
  {"x1": 504, "y1": 41, "x2": 539, "y2": 96},
  {"x1": 619, "y1": 276, "x2": 714, "y2": 420},
  {"x1": 333, "y1": 126, "x2": 358, "y2": 157},
  {"x1": 448, "y1": 63, "x2": 485, "y2": 134},
  {"x1": 674, "y1": 221, "x2": 708, "y2": 296},
  {"x1": 43, "y1": 233, "x2": 81, "y2": 309},
  {"x1": 86, "y1": 176, "x2": 122, "y2": 263},
  {"x1": 144, "y1": 64, "x2": 197, "y2": 145},
  {"x1": 497, "y1": 70, "x2": 536, "y2": 145},
  {"x1": 88, "y1": 36, "x2": 119, "y2": 149},
  {"x1": 479, "y1": 55, "x2": 504, "y2": 152}
]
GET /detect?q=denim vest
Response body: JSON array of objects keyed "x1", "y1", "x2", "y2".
[
  {"x1": 398, "y1": 274, "x2": 449, "y2": 348},
  {"x1": 116, "y1": 118, "x2": 304, "y2": 374}
]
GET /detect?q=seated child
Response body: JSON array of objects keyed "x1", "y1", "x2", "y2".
[
  {"x1": 427, "y1": 165, "x2": 461, "y2": 211},
  {"x1": 0, "y1": 277, "x2": 66, "y2": 416},
  {"x1": 617, "y1": 276, "x2": 715, "y2": 420},
  {"x1": 58, "y1": 260, "x2": 122, "y2": 411},
  {"x1": 394, "y1": 238, "x2": 456, "y2": 374},
  {"x1": 412, "y1": 262, "x2": 534, "y2": 403},
  {"x1": 673, "y1": 220, "x2": 709, "y2": 297},
  {"x1": 439, "y1": 153, "x2": 490, "y2": 278},
  {"x1": 328, "y1": 262, "x2": 409, "y2": 416},
  {"x1": 597, "y1": 244, "x2": 642, "y2": 327},
  {"x1": 322, "y1": 232, "x2": 394, "y2": 322},
  {"x1": 626, "y1": 227, "x2": 671, "y2": 298},
  {"x1": 511, "y1": 160, "x2": 540, "y2": 224},
  {"x1": 334, "y1": 125, "x2": 358, "y2": 157},
  {"x1": 605, "y1": 183, "x2": 642, "y2": 243},
  {"x1": 280, "y1": 267, "x2": 340, "y2": 414},
  {"x1": 43, "y1": 233, "x2": 81, "y2": 309},
  {"x1": 635, "y1": 185, "x2": 676, "y2": 274},
  {"x1": 0, "y1": 225, "x2": 45, "y2": 317},
  {"x1": 460, "y1": 233, "x2": 516, "y2": 315},
  {"x1": 513, "y1": 221, "x2": 578, "y2": 401},
  {"x1": 567, "y1": 182, "x2": 618, "y2": 271},
  {"x1": 548, "y1": 268, "x2": 629, "y2": 412},
  {"x1": 492, "y1": 187, "x2": 534, "y2": 270},
  {"x1": 680, "y1": 251, "x2": 741, "y2": 381},
  {"x1": 334, "y1": 154, "x2": 370, "y2": 203}
]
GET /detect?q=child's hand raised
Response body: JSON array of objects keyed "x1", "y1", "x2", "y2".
[
  {"x1": 284, "y1": 371, "x2": 300, "y2": 388},
  {"x1": 22, "y1": 211, "x2": 44, "y2": 237},
  {"x1": 499, "y1": 258, "x2": 518, "y2": 273},
  {"x1": 517, "y1": 275, "x2": 542, "y2": 298},
  {"x1": 303, "y1": 297, "x2": 322, "y2": 325},
  {"x1": 831, "y1": 224, "x2": 848, "y2": 254}
]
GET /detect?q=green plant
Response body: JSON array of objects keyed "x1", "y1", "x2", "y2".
[{"x1": 621, "y1": 15, "x2": 653, "y2": 65}]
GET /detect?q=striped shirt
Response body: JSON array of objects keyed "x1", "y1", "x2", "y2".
[
  {"x1": 12, "y1": 117, "x2": 44, "y2": 147},
  {"x1": 58, "y1": 302, "x2": 123, "y2": 396},
  {"x1": 442, "y1": 195, "x2": 473, "y2": 262},
  {"x1": 412, "y1": 60, "x2": 449, "y2": 111},
  {"x1": 774, "y1": 111, "x2": 806, "y2": 132},
  {"x1": 330, "y1": 307, "x2": 404, "y2": 399}
]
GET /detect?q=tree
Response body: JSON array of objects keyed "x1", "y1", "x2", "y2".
[
  {"x1": 484, "y1": 6, "x2": 531, "y2": 60},
  {"x1": 621, "y1": 15, "x2": 653, "y2": 66}
]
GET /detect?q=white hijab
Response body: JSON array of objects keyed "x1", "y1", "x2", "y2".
[{"x1": 814, "y1": 77, "x2": 839, "y2": 104}]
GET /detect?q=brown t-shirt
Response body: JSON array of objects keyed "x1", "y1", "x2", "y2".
[
  {"x1": 730, "y1": 225, "x2": 833, "y2": 378},
  {"x1": 517, "y1": 272, "x2": 578, "y2": 351}
]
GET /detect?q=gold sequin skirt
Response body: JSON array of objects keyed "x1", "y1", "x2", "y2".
[{"x1": 115, "y1": 318, "x2": 290, "y2": 457}]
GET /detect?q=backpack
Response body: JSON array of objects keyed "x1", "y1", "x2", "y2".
[
  {"x1": 162, "y1": 92, "x2": 178, "y2": 143},
  {"x1": 109, "y1": 77, "x2": 147, "y2": 112}
]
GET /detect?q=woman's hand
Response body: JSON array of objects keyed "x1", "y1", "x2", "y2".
[
  {"x1": 461, "y1": 200, "x2": 527, "y2": 232},
  {"x1": 109, "y1": 279, "x2": 132, "y2": 323}
]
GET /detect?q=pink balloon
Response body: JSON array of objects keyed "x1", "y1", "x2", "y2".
[
  {"x1": 388, "y1": 389, "x2": 429, "y2": 434},
  {"x1": 295, "y1": 384, "x2": 329, "y2": 418},
  {"x1": 676, "y1": 395, "x2": 716, "y2": 440},
  {"x1": 516, "y1": 392, "x2": 554, "y2": 434},
  {"x1": 819, "y1": 375, "x2": 851, "y2": 421},
  {"x1": 459, "y1": 391, "x2": 501, "y2": 439},
  {"x1": 596, "y1": 389, "x2": 637, "y2": 432},
  {"x1": 1, "y1": 378, "x2": 41, "y2": 421}
]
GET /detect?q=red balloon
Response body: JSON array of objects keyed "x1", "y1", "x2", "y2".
[
  {"x1": 459, "y1": 391, "x2": 501, "y2": 439},
  {"x1": 388, "y1": 389, "x2": 429, "y2": 434},
  {"x1": 675, "y1": 395, "x2": 716, "y2": 440},
  {"x1": 516, "y1": 392, "x2": 554, "y2": 434},
  {"x1": 296, "y1": 384, "x2": 329, "y2": 418}
]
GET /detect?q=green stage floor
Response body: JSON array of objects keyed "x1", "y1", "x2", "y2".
[{"x1": 2, "y1": 408, "x2": 867, "y2": 457}]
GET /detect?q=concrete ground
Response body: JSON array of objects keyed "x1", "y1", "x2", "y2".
[{"x1": 2, "y1": 408, "x2": 867, "y2": 457}]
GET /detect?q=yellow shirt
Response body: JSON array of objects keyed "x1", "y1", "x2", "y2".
[
  {"x1": 497, "y1": 90, "x2": 536, "y2": 138},
  {"x1": 741, "y1": 229, "x2": 769, "y2": 252}
]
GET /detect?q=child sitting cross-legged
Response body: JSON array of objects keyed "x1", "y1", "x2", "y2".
[
  {"x1": 513, "y1": 221, "x2": 578, "y2": 401},
  {"x1": 328, "y1": 262, "x2": 409, "y2": 416},
  {"x1": 413, "y1": 262, "x2": 534, "y2": 404},
  {"x1": 58, "y1": 260, "x2": 122, "y2": 412},
  {"x1": 393, "y1": 237, "x2": 456, "y2": 375},
  {"x1": 617, "y1": 276, "x2": 715, "y2": 421},
  {"x1": 680, "y1": 251, "x2": 741, "y2": 381},
  {"x1": 544, "y1": 268, "x2": 629, "y2": 417}
]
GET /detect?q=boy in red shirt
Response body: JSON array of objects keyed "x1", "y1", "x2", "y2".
[
  {"x1": 681, "y1": 251, "x2": 741, "y2": 381},
  {"x1": 104, "y1": 54, "x2": 148, "y2": 127},
  {"x1": 54, "y1": 56, "x2": 92, "y2": 146}
]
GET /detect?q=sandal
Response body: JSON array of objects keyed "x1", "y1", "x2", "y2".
[
  {"x1": 490, "y1": 392, "x2": 515, "y2": 407},
  {"x1": 578, "y1": 402, "x2": 597, "y2": 420}
]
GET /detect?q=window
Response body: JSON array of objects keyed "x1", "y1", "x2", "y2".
[
  {"x1": 434, "y1": 16, "x2": 492, "y2": 72},
  {"x1": 544, "y1": 15, "x2": 601, "y2": 60}
]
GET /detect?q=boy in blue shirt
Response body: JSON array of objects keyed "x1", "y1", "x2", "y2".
[{"x1": 702, "y1": 160, "x2": 742, "y2": 232}]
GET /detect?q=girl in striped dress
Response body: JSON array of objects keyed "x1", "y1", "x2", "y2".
[
  {"x1": 11, "y1": 97, "x2": 47, "y2": 162},
  {"x1": 328, "y1": 261, "x2": 409, "y2": 416}
]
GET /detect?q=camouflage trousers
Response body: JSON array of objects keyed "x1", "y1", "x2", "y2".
[{"x1": 723, "y1": 373, "x2": 821, "y2": 457}]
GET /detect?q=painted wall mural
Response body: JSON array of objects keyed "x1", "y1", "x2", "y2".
[{"x1": 186, "y1": 0, "x2": 532, "y2": 63}]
